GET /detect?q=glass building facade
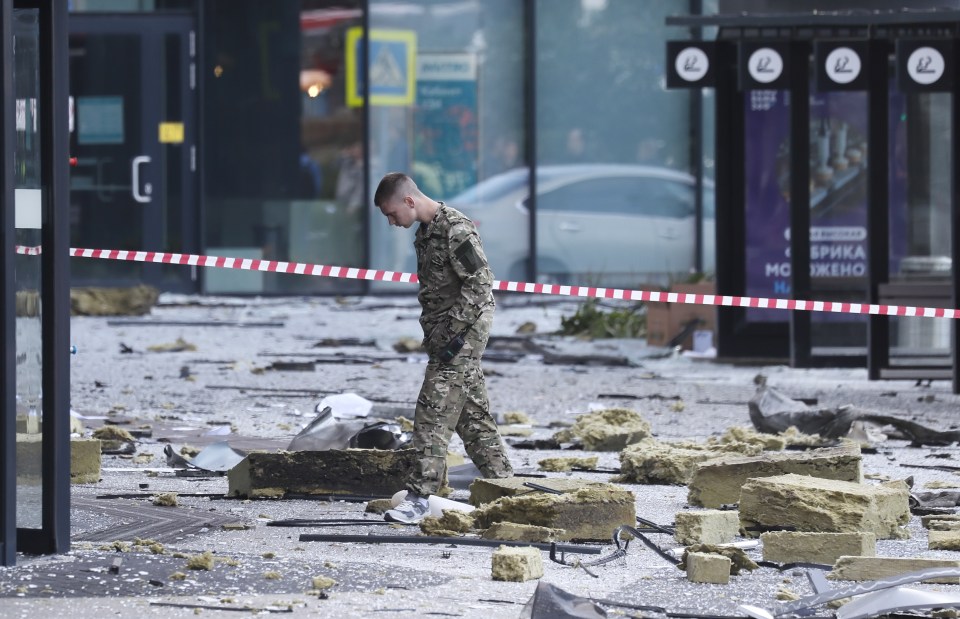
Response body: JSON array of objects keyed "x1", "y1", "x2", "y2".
[{"x1": 64, "y1": 0, "x2": 713, "y2": 294}]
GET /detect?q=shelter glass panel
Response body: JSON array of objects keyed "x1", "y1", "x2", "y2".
[
  {"x1": 888, "y1": 91, "x2": 953, "y2": 361},
  {"x1": 808, "y1": 90, "x2": 869, "y2": 354},
  {"x1": 13, "y1": 7, "x2": 44, "y2": 532}
]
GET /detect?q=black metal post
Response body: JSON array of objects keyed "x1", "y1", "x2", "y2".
[
  {"x1": 0, "y1": 0, "x2": 16, "y2": 568},
  {"x1": 714, "y1": 38, "x2": 745, "y2": 358},
  {"x1": 953, "y1": 39, "x2": 960, "y2": 394},
  {"x1": 867, "y1": 40, "x2": 891, "y2": 381},
  {"x1": 524, "y1": 0, "x2": 537, "y2": 282},
  {"x1": 195, "y1": 4, "x2": 207, "y2": 292},
  {"x1": 788, "y1": 40, "x2": 812, "y2": 368},
  {"x1": 690, "y1": 0, "x2": 704, "y2": 274},
  {"x1": 361, "y1": 2, "x2": 371, "y2": 294}
]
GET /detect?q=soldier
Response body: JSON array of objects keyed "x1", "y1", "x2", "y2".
[{"x1": 373, "y1": 172, "x2": 513, "y2": 523}]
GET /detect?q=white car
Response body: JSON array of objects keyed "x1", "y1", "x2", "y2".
[{"x1": 448, "y1": 164, "x2": 715, "y2": 287}]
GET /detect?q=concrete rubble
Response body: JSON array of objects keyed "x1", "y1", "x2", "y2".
[
  {"x1": 227, "y1": 448, "x2": 418, "y2": 498},
  {"x1": 739, "y1": 473, "x2": 911, "y2": 539}
]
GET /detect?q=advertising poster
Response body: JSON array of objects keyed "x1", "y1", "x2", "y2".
[
  {"x1": 413, "y1": 53, "x2": 478, "y2": 197},
  {"x1": 743, "y1": 88, "x2": 908, "y2": 322}
]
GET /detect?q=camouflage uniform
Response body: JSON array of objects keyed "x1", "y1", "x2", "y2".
[{"x1": 408, "y1": 202, "x2": 513, "y2": 497}]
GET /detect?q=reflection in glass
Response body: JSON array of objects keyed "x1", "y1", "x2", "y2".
[
  {"x1": 13, "y1": 8, "x2": 44, "y2": 531},
  {"x1": 808, "y1": 91, "x2": 869, "y2": 354},
  {"x1": 68, "y1": 34, "x2": 144, "y2": 283},
  {"x1": 201, "y1": 0, "x2": 365, "y2": 294},
  {"x1": 368, "y1": 0, "x2": 525, "y2": 288},
  {"x1": 889, "y1": 92, "x2": 953, "y2": 359},
  {"x1": 535, "y1": 0, "x2": 696, "y2": 288}
]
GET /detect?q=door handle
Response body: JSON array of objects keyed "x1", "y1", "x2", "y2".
[
  {"x1": 558, "y1": 221, "x2": 581, "y2": 232},
  {"x1": 132, "y1": 155, "x2": 152, "y2": 203}
]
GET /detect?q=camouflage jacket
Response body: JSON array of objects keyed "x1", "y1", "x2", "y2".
[{"x1": 414, "y1": 202, "x2": 494, "y2": 352}]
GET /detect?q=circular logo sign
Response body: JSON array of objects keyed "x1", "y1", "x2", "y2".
[
  {"x1": 748, "y1": 48, "x2": 784, "y2": 84},
  {"x1": 907, "y1": 47, "x2": 945, "y2": 85},
  {"x1": 675, "y1": 47, "x2": 709, "y2": 82},
  {"x1": 825, "y1": 47, "x2": 861, "y2": 84}
]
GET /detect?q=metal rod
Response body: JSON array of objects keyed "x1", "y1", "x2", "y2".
[{"x1": 298, "y1": 533, "x2": 603, "y2": 555}]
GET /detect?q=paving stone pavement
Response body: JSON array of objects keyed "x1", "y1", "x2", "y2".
[{"x1": 4, "y1": 293, "x2": 960, "y2": 618}]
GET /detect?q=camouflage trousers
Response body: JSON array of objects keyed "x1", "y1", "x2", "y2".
[{"x1": 408, "y1": 310, "x2": 513, "y2": 497}]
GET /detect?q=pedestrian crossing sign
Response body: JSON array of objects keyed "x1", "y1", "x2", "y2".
[{"x1": 346, "y1": 27, "x2": 417, "y2": 107}]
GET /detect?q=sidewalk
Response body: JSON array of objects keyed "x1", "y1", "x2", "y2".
[{"x1": 3, "y1": 294, "x2": 960, "y2": 618}]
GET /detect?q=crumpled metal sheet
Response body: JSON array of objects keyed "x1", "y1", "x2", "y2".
[
  {"x1": 286, "y1": 405, "x2": 370, "y2": 451},
  {"x1": 835, "y1": 586, "x2": 960, "y2": 619},
  {"x1": 739, "y1": 567, "x2": 960, "y2": 619},
  {"x1": 287, "y1": 405, "x2": 411, "y2": 452},
  {"x1": 749, "y1": 381, "x2": 960, "y2": 446},
  {"x1": 347, "y1": 421, "x2": 411, "y2": 450},
  {"x1": 520, "y1": 582, "x2": 607, "y2": 619},
  {"x1": 163, "y1": 441, "x2": 246, "y2": 472}
]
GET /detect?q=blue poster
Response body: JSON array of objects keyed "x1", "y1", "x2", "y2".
[
  {"x1": 743, "y1": 88, "x2": 907, "y2": 321},
  {"x1": 413, "y1": 53, "x2": 478, "y2": 197}
]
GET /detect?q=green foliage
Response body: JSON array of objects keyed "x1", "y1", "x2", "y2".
[{"x1": 558, "y1": 299, "x2": 645, "y2": 339}]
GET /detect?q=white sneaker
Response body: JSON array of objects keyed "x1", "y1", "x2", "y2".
[{"x1": 384, "y1": 495, "x2": 430, "y2": 524}]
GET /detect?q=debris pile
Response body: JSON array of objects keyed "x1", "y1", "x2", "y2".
[
  {"x1": 538, "y1": 456, "x2": 599, "y2": 472},
  {"x1": 618, "y1": 438, "x2": 762, "y2": 485},
  {"x1": 70, "y1": 285, "x2": 159, "y2": 316}
]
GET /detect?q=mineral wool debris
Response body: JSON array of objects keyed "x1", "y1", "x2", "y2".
[{"x1": 552, "y1": 408, "x2": 651, "y2": 451}]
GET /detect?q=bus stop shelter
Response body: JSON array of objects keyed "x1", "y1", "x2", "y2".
[{"x1": 667, "y1": 8, "x2": 960, "y2": 393}]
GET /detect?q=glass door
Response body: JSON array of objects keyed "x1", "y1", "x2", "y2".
[{"x1": 68, "y1": 15, "x2": 196, "y2": 291}]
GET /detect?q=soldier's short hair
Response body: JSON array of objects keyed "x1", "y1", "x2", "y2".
[{"x1": 374, "y1": 172, "x2": 413, "y2": 207}]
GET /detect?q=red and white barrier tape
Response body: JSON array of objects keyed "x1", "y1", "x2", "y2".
[{"x1": 13, "y1": 244, "x2": 960, "y2": 319}]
